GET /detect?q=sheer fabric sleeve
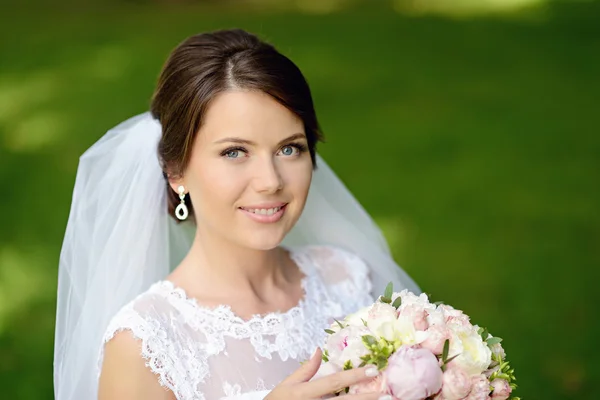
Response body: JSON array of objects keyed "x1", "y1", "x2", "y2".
[{"x1": 99, "y1": 292, "x2": 209, "y2": 399}]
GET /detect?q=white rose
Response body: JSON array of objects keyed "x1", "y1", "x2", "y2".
[
  {"x1": 451, "y1": 327, "x2": 492, "y2": 376},
  {"x1": 397, "y1": 290, "x2": 435, "y2": 309},
  {"x1": 326, "y1": 325, "x2": 372, "y2": 369},
  {"x1": 426, "y1": 307, "x2": 446, "y2": 327},
  {"x1": 344, "y1": 306, "x2": 371, "y2": 328},
  {"x1": 390, "y1": 289, "x2": 409, "y2": 304},
  {"x1": 366, "y1": 302, "x2": 398, "y2": 334}
]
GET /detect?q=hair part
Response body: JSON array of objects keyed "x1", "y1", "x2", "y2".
[{"x1": 150, "y1": 29, "x2": 323, "y2": 222}]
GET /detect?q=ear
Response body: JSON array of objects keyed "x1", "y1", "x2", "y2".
[{"x1": 167, "y1": 176, "x2": 186, "y2": 195}]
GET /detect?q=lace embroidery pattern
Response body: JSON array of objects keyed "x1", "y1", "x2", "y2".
[
  {"x1": 101, "y1": 305, "x2": 208, "y2": 399},
  {"x1": 99, "y1": 245, "x2": 373, "y2": 400},
  {"x1": 222, "y1": 378, "x2": 269, "y2": 399}
]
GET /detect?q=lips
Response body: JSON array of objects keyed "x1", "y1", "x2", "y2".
[
  {"x1": 239, "y1": 206, "x2": 284, "y2": 216},
  {"x1": 238, "y1": 203, "x2": 288, "y2": 223}
]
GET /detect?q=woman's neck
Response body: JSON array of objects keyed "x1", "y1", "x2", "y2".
[{"x1": 168, "y1": 225, "x2": 299, "y2": 306}]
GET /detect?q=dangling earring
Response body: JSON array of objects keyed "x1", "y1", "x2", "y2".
[{"x1": 175, "y1": 185, "x2": 189, "y2": 221}]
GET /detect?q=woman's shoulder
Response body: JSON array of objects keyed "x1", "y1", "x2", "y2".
[
  {"x1": 99, "y1": 281, "x2": 208, "y2": 398},
  {"x1": 102, "y1": 281, "x2": 178, "y2": 345}
]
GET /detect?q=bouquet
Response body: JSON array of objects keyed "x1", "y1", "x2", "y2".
[{"x1": 316, "y1": 284, "x2": 519, "y2": 400}]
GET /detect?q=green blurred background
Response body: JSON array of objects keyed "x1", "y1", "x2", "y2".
[{"x1": 0, "y1": 0, "x2": 598, "y2": 399}]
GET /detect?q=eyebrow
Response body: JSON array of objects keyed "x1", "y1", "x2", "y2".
[{"x1": 215, "y1": 132, "x2": 307, "y2": 147}]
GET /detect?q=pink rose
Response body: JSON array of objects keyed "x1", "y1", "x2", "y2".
[
  {"x1": 440, "y1": 367, "x2": 472, "y2": 400},
  {"x1": 464, "y1": 374, "x2": 492, "y2": 400},
  {"x1": 400, "y1": 304, "x2": 430, "y2": 331},
  {"x1": 421, "y1": 325, "x2": 452, "y2": 355},
  {"x1": 490, "y1": 379, "x2": 512, "y2": 400},
  {"x1": 349, "y1": 376, "x2": 385, "y2": 395},
  {"x1": 439, "y1": 305, "x2": 471, "y2": 330},
  {"x1": 383, "y1": 346, "x2": 443, "y2": 400}
]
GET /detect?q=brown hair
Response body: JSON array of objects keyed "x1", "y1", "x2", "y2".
[{"x1": 150, "y1": 29, "x2": 323, "y2": 221}]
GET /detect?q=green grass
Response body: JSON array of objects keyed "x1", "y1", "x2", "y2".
[{"x1": 0, "y1": 1, "x2": 598, "y2": 399}]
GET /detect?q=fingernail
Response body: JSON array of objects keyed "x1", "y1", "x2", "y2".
[
  {"x1": 379, "y1": 396, "x2": 393, "y2": 400},
  {"x1": 311, "y1": 347, "x2": 319, "y2": 359},
  {"x1": 365, "y1": 366, "x2": 378, "y2": 377}
]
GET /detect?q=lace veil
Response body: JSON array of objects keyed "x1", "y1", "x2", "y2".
[{"x1": 53, "y1": 112, "x2": 419, "y2": 399}]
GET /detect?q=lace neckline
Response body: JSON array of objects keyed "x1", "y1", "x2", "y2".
[{"x1": 150, "y1": 246, "x2": 316, "y2": 325}]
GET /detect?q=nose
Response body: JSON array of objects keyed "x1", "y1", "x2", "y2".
[{"x1": 252, "y1": 156, "x2": 283, "y2": 194}]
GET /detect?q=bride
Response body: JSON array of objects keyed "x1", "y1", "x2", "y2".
[{"x1": 53, "y1": 29, "x2": 419, "y2": 400}]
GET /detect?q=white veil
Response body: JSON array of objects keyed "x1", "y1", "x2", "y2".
[{"x1": 53, "y1": 112, "x2": 419, "y2": 399}]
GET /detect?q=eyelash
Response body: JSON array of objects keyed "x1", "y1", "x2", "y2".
[{"x1": 220, "y1": 142, "x2": 308, "y2": 159}]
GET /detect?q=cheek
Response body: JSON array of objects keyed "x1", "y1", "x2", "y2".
[
  {"x1": 193, "y1": 163, "x2": 245, "y2": 211},
  {"x1": 283, "y1": 160, "x2": 313, "y2": 200}
]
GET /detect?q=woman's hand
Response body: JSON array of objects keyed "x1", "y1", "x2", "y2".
[{"x1": 265, "y1": 348, "x2": 391, "y2": 400}]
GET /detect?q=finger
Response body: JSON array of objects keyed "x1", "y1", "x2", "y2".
[
  {"x1": 305, "y1": 366, "x2": 380, "y2": 396},
  {"x1": 280, "y1": 347, "x2": 322, "y2": 385}
]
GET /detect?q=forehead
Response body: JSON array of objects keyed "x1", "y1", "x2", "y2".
[{"x1": 198, "y1": 90, "x2": 304, "y2": 143}]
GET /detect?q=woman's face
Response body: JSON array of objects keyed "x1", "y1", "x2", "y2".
[{"x1": 174, "y1": 90, "x2": 313, "y2": 250}]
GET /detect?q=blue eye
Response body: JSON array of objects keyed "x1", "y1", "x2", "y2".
[
  {"x1": 225, "y1": 150, "x2": 241, "y2": 158},
  {"x1": 279, "y1": 145, "x2": 300, "y2": 156},
  {"x1": 221, "y1": 147, "x2": 247, "y2": 159}
]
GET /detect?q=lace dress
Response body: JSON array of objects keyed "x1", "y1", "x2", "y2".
[{"x1": 99, "y1": 245, "x2": 374, "y2": 400}]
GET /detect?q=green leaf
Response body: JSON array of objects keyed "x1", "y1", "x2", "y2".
[
  {"x1": 486, "y1": 337, "x2": 503, "y2": 346},
  {"x1": 392, "y1": 296, "x2": 402, "y2": 309},
  {"x1": 380, "y1": 296, "x2": 392, "y2": 304},
  {"x1": 334, "y1": 319, "x2": 345, "y2": 329},
  {"x1": 362, "y1": 335, "x2": 378, "y2": 347},
  {"x1": 480, "y1": 328, "x2": 489, "y2": 341},
  {"x1": 361, "y1": 318, "x2": 368, "y2": 327},
  {"x1": 382, "y1": 345, "x2": 392, "y2": 357},
  {"x1": 324, "y1": 329, "x2": 335, "y2": 335},
  {"x1": 445, "y1": 354, "x2": 459, "y2": 364},
  {"x1": 343, "y1": 360, "x2": 353, "y2": 370},
  {"x1": 384, "y1": 282, "x2": 393, "y2": 299},
  {"x1": 442, "y1": 339, "x2": 450, "y2": 362}
]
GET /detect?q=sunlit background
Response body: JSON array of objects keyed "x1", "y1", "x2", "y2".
[{"x1": 1, "y1": 0, "x2": 598, "y2": 399}]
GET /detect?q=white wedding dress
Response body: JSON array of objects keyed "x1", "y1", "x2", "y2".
[{"x1": 98, "y1": 245, "x2": 375, "y2": 400}]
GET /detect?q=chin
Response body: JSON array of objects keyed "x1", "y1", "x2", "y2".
[
  {"x1": 231, "y1": 223, "x2": 291, "y2": 251},
  {"x1": 241, "y1": 232, "x2": 286, "y2": 251}
]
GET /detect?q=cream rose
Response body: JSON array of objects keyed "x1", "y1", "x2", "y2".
[
  {"x1": 375, "y1": 315, "x2": 429, "y2": 346},
  {"x1": 452, "y1": 328, "x2": 492, "y2": 376}
]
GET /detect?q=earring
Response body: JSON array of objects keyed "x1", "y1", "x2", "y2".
[{"x1": 175, "y1": 185, "x2": 189, "y2": 221}]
